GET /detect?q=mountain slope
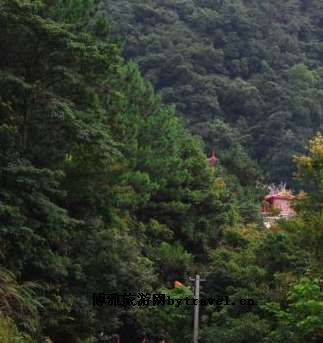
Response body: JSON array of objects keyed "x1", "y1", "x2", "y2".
[{"x1": 95, "y1": 0, "x2": 323, "y2": 182}]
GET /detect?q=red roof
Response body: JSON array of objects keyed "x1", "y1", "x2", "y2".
[
  {"x1": 207, "y1": 150, "x2": 218, "y2": 167},
  {"x1": 265, "y1": 193, "x2": 295, "y2": 202}
]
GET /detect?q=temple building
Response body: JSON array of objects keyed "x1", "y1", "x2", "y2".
[
  {"x1": 207, "y1": 150, "x2": 218, "y2": 167},
  {"x1": 262, "y1": 183, "x2": 295, "y2": 229}
]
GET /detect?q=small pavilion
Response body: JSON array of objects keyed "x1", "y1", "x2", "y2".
[
  {"x1": 207, "y1": 150, "x2": 218, "y2": 167},
  {"x1": 262, "y1": 183, "x2": 295, "y2": 228}
]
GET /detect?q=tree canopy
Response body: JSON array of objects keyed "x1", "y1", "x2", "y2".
[
  {"x1": 96, "y1": 0, "x2": 323, "y2": 183},
  {"x1": 0, "y1": 0, "x2": 322, "y2": 342}
]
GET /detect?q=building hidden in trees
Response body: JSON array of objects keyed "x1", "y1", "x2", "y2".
[
  {"x1": 207, "y1": 150, "x2": 218, "y2": 167},
  {"x1": 262, "y1": 183, "x2": 295, "y2": 229}
]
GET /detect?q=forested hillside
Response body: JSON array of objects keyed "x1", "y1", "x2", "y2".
[
  {"x1": 0, "y1": 1, "x2": 323, "y2": 342},
  {"x1": 95, "y1": 0, "x2": 323, "y2": 182},
  {"x1": 0, "y1": 0, "x2": 243, "y2": 340}
]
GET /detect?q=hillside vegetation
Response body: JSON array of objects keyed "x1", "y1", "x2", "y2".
[
  {"x1": 96, "y1": 0, "x2": 323, "y2": 182},
  {"x1": 0, "y1": 0, "x2": 322, "y2": 342}
]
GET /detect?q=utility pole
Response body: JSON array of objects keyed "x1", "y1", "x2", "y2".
[{"x1": 189, "y1": 274, "x2": 205, "y2": 343}]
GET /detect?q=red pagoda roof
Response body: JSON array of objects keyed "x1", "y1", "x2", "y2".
[
  {"x1": 265, "y1": 193, "x2": 295, "y2": 202},
  {"x1": 207, "y1": 150, "x2": 218, "y2": 167}
]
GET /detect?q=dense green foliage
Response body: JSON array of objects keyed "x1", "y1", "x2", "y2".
[
  {"x1": 0, "y1": 0, "x2": 323, "y2": 342},
  {"x1": 200, "y1": 134, "x2": 323, "y2": 342},
  {"x1": 96, "y1": 0, "x2": 323, "y2": 182},
  {"x1": 0, "y1": 0, "x2": 240, "y2": 341}
]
